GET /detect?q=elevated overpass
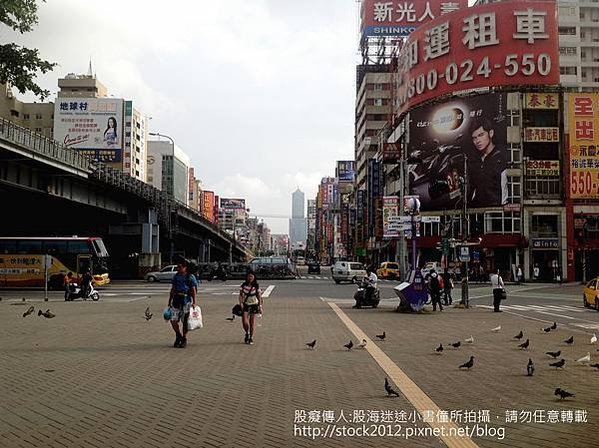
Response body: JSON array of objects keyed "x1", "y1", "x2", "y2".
[{"x1": 0, "y1": 118, "x2": 252, "y2": 277}]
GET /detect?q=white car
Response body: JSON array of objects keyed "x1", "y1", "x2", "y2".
[
  {"x1": 332, "y1": 261, "x2": 367, "y2": 284},
  {"x1": 145, "y1": 265, "x2": 177, "y2": 282}
]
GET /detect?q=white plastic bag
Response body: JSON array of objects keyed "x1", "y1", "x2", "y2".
[{"x1": 188, "y1": 305, "x2": 203, "y2": 330}]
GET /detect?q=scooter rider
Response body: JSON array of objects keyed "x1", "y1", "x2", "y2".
[
  {"x1": 81, "y1": 268, "x2": 93, "y2": 297},
  {"x1": 364, "y1": 266, "x2": 378, "y2": 302}
]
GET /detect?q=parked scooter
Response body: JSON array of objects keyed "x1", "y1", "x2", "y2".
[
  {"x1": 65, "y1": 283, "x2": 100, "y2": 301},
  {"x1": 353, "y1": 278, "x2": 380, "y2": 309}
]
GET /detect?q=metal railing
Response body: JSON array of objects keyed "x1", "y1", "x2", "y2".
[{"x1": 0, "y1": 117, "x2": 90, "y2": 172}]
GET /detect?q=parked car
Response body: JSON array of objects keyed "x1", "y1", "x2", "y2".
[
  {"x1": 377, "y1": 261, "x2": 401, "y2": 280},
  {"x1": 307, "y1": 261, "x2": 321, "y2": 274},
  {"x1": 145, "y1": 265, "x2": 177, "y2": 282},
  {"x1": 332, "y1": 261, "x2": 366, "y2": 284},
  {"x1": 583, "y1": 277, "x2": 599, "y2": 310}
]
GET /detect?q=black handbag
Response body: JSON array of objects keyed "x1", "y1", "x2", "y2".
[
  {"x1": 500, "y1": 289, "x2": 507, "y2": 301},
  {"x1": 232, "y1": 304, "x2": 243, "y2": 316}
]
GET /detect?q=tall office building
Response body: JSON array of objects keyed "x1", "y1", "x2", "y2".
[
  {"x1": 289, "y1": 188, "x2": 307, "y2": 250},
  {"x1": 147, "y1": 140, "x2": 191, "y2": 205}
]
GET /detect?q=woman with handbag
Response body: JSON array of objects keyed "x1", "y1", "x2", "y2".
[
  {"x1": 239, "y1": 271, "x2": 263, "y2": 345},
  {"x1": 490, "y1": 269, "x2": 505, "y2": 312}
]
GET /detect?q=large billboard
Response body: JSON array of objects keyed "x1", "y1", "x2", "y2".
[
  {"x1": 395, "y1": 0, "x2": 559, "y2": 116},
  {"x1": 382, "y1": 196, "x2": 400, "y2": 239},
  {"x1": 569, "y1": 93, "x2": 599, "y2": 199},
  {"x1": 408, "y1": 92, "x2": 508, "y2": 211},
  {"x1": 361, "y1": 0, "x2": 468, "y2": 37},
  {"x1": 54, "y1": 98, "x2": 124, "y2": 162},
  {"x1": 336, "y1": 160, "x2": 355, "y2": 183},
  {"x1": 202, "y1": 191, "x2": 215, "y2": 223},
  {"x1": 220, "y1": 198, "x2": 246, "y2": 210}
]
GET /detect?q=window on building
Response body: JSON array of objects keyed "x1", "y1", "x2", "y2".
[
  {"x1": 86, "y1": 88, "x2": 93, "y2": 92},
  {"x1": 373, "y1": 98, "x2": 383, "y2": 106},
  {"x1": 559, "y1": 47, "x2": 577, "y2": 55},
  {"x1": 373, "y1": 83, "x2": 383, "y2": 90},
  {"x1": 35, "y1": 113, "x2": 42, "y2": 120},
  {"x1": 125, "y1": 132, "x2": 131, "y2": 137},
  {"x1": 507, "y1": 176, "x2": 521, "y2": 203},
  {"x1": 35, "y1": 127, "x2": 42, "y2": 133},
  {"x1": 23, "y1": 113, "x2": 30, "y2": 120},
  {"x1": 559, "y1": 26, "x2": 576, "y2": 35},
  {"x1": 531, "y1": 215, "x2": 559, "y2": 238},
  {"x1": 509, "y1": 144, "x2": 521, "y2": 163},
  {"x1": 10, "y1": 110, "x2": 19, "y2": 117},
  {"x1": 525, "y1": 177, "x2": 561, "y2": 198},
  {"x1": 560, "y1": 66, "x2": 577, "y2": 75},
  {"x1": 484, "y1": 212, "x2": 520, "y2": 234}
]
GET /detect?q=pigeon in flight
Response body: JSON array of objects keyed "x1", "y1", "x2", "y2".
[
  {"x1": 514, "y1": 331, "x2": 524, "y2": 340},
  {"x1": 554, "y1": 388, "x2": 574, "y2": 400},
  {"x1": 550, "y1": 322, "x2": 557, "y2": 330},
  {"x1": 376, "y1": 332, "x2": 386, "y2": 341},
  {"x1": 518, "y1": 339, "x2": 530, "y2": 350},
  {"x1": 435, "y1": 343, "x2": 444, "y2": 354},
  {"x1": 465, "y1": 335, "x2": 474, "y2": 344},
  {"x1": 576, "y1": 352, "x2": 591, "y2": 364},
  {"x1": 564, "y1": 336, "x2": 574, "y2": 345},
  {"x1": 344, "y1": 340, "x2": 354, "y2": 351},
  {"x1": 491, "y1": 325, "x2": 501, "y2": 332},
  {"x1": 144, "y1": 307, "x2": 153, "y2": 321},
  {"x1": 590, "y1": 363, "x2": 599, "y2": 369},
  {"x1": 22, "y1": 305, "x2": 35, "y2": 318},
  {"x1": 358, "y1": 339, "x2": 367, "y2": 349},
  {"x1": 450, "y1": 341, "x2": 461, "y2": 349},
  {"x1": 38, "y1": 309, "x2": 55, "y2": 319},
  {"x1": 549, "y1": 359, "x2": 566, "y2": 369},
  {"x1": 306, "y1": 339, "x2": 317, "y2": 349},
  {"x1": 591, "y1": 334, "x2": 597, "y2": 345},
  {"x1": 384, "y1": 378, "x2": 400, "y2": 397},
  {"x1": 459, "y1": 356, "x2": 475, "y2": 370},
  {"x1": 527, "y1": 358, "x2": 535, "y2": 376},
  {"x1": 546, "y1": 350, "x2": 561, "y2": 359}
]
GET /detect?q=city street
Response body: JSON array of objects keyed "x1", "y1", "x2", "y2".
[{"x1": 1, "y1": 279, "x2": 598, "y2": 447}]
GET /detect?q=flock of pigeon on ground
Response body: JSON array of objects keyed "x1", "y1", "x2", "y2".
[{"x1": 304, "y1": 323, "x2": 599, "y2": 400}]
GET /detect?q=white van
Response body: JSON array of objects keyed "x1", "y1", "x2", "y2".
[{"x1": 332, "y1": 261, "x2": 367, "y2": 284}]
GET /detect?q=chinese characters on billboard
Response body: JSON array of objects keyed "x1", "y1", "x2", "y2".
[
  {"x1": 53, "y1": 98, "x2": 124, "y2": 162},
  {"x1": 202, "y1": 191, "x2": 215, "y2": 223},
  {"x1": 361, "y1": 0, "x2": 467, "y2": 37},
  {"x1": 383, "y1": 196, "x2": 400, "y2": 239},
  {"x1": 336, "y1": 161, "x2": 355, "y2": 183},
  {"x1": 569, "y1": 94, "x2": 599, "y2": 199},
  {"x1": 409, "y1": 92, "x2": 508, "y2": 211},
  {"x1": 524, "y1": 92, "x2": 559, "y2": 109},
  {"x1": 395, "y1": 1, "x2": 559, "y2": 116}
]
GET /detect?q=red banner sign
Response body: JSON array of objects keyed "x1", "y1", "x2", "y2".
[{"x1": 396, "y1": 0, "x2": 559, "y2": 117}]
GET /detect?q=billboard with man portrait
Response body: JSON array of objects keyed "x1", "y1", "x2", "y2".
[{"x1": 408, "y1": 92, "x2": 508, "y2": 211}]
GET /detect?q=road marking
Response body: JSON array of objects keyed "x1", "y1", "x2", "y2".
[
  {"x1": 262, "y1": 285, "x2": 275, "y2": 298},
  {"x1": 328, "y1": 302, "x2": 479, "y2": 448}
]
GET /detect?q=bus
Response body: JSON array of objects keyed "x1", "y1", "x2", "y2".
[{"x1": 0, "y1": 237, "x2": 110, "y2": 288}]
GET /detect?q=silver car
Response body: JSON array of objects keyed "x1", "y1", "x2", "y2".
[{"x1": 145, "y1": 265, "x2": 177, "y2": 282}]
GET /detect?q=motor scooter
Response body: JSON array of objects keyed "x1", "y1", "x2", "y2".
[
  {"x1": 65, "y1": 282, "x2": 100, "y2": 301},
  {"x1": 353, "y1": 279, "x2": 380, "y2": 308}
]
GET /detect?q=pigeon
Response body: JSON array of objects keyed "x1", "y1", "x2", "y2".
[
  {"x1": 225, "y1": 316, "x2": 235, "y2": 321},
  {"x1": 564, "y1": 336, "x2": 574, "y2": 345},
  {"x1": 518, "y1": 339, "x2": 530, "y2": 350},
  {"x1": 376, "y1": 332, "x2": 386, "y2": 341},
  {"x1": 435, "y1": 343, "x2": 444, "y2": 354},
  {"x1": 344, "y1": 340, "x2": 354, "y2": 351},
  {"x1": 384, "y1": 378, "x2": 400, "y2": 397},
  {"x1": 465, "y1": 335, "x2": 474, "y2": 344},
  {"x1": 549, "y1": 359, "x2": 566, "y2": 369},
  {"x1": 144, "y1": 307, "x2": 153, "y2": 321},
  {"x1": 491, "y1": 325, "x2": 501, "y2": 332},
  {"x1": 22, "y1": 305, "x2": 35, "y2": 317},
  {"x1": 576, "y1": 352, "x2": 591, "y2": 364},
  {"x1": 590, "y1": 363, "x2": 599, "y2": 369},
  {"x1": 38, "y1": 309, "x2": 55, "y2": 319},
  {"x1": 546, "y1": 350, "x2": 561, "y2": 359},
  {"x1": 550, "y1": 322, "x2": 557, "y2": 330},
  {"x1": 358, "y1": 339, "x2": 367, "y2": 349},
  {"x1": 541, "y1": 326, "x2": 552, "y2": 333},
  {"x1": 306, "y1": 339, "x2": 317, "y2": 349},
  {"x1": 591, "y1": 334, "x2": 597, "y2": 345},
  {"x1": 459, "y1": 356, "x2": 475, "y2": 370},
  {"x1": 527, "y1": 358, "x2": 535, "y2": 376},
  {"x1": 514, "y1": 331, "x2": 524, "y2": 340},
  {"x1": 450, "y1": 341, "x2": 461, "y2": 349},
  {"x1": 554, "y1": 388, "x2": 574, "y2": 400}
]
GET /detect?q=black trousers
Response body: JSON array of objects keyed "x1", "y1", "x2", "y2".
[
  {"x1": 493, "y1": 289, "x2": 502, "y2": 311},
  {"x1": 431, "y1": 292, "x2": 443, "y2": 311},
  {"x1": 443, "y1": 288, "x2": 452, "y2": 305}
]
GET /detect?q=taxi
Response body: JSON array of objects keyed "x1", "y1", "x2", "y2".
[
  {"x1": 583, "y1": 277, "x2": 599, "y2": 310},
  {"x1": 376, "y1": 262, "x2": 401, "y2": 280}
]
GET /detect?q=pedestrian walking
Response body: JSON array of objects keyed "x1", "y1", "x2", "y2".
[
  {"x1": 442, "y1": 269, "x2": 453, "y2": 305},
  {"x1": 490, "y1": 269, "x2": 505, "y2": 312},
  {"x1": 239, "y1": 271, "x2": 263, "y2": 345},
  {"x1": 428, "y1": 270, "x2": 443, "y2": 311},
  {"x1": 63, "y1": 272, "x2": 74, "y2": 301},
  {"x1": 533, "y1": 264, "x2": 540, "y2": 281},
  {"x1": 167, "y1": 260, "x2": 198, "y2": 348},
  {"x1": 517, "y1": 265, "x2": 524, "y2": 284}
]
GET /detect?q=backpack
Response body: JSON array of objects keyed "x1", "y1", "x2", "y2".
[{"x1": 429, "y1": 275, "x2": 440, "y2": 292}]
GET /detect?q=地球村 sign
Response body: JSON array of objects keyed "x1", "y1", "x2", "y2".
[
  {"x1": 569, "y1": 93, "x2": 599, "y2": 199},
  {"x1": 395, "y1": 0, "x2": 559, "y2": 117}
]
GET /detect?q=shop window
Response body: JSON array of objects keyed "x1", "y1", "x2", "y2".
[{"x1": 531, "y1": 215, "x2": 558, "y2": 238}]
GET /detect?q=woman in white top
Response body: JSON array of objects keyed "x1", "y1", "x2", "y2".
[{"x1": 490, "y1": 270, "x2": 505, "y2": 312}]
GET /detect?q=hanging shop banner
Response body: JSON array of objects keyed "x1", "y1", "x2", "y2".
[
  {"x1": 525, "y1": 160, "x2": 560, "y2": 177},
  {"x1": 569, "y1": 93, "x2": 599, "y2": 199},
  {"x1": 523, "y1": 127, "x2": 559, "y2": 142},
  {"x1": 395, "y1": 0, "x2": 559, "y2": 117},
  {"x1": 383, "y1": 196, "x2": 400, "y2": 239},
  {"x1": 524, "y1": 92, "x2": 559, "y2": 109}
]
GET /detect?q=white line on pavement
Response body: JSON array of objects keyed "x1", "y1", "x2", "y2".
[{"x1": 262, "y1": 285, "x2": 275, "y2": 298}]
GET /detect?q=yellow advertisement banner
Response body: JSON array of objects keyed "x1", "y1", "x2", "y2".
[
  {"x1": 569, "y1": 93, "x2": 599, "y2": 199},
  {"x1": 524, "y1": 93, "x2": 559, "y2": 110}
]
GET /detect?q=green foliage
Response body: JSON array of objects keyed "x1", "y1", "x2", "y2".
[{"x1": 0, "y1": 0, "x2": 56, "y2": 100}]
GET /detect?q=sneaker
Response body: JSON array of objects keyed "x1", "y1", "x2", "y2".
[
  {"x1": 248, "y1": 336, "x2": 254, "y2": 345},
  {"x1": 244, "y1": 333, "x2": 249, "y2": 344},
  {"x1": 174, "y1": 334, "x2": 182, "y2": 348},
  {"x1": 179, "y1": 337, "x2": 187, "y2": 348}
]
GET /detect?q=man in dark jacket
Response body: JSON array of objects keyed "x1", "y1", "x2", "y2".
[{"x1": 428, "y1": 271, "x2": 443, "y2": 311}]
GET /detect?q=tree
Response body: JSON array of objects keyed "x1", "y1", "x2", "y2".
[{"x1": 0, "y1": 0, "x2": 56, "y2": 100}]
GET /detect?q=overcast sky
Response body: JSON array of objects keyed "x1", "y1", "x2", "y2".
[{"x1": 11, "y1": 0, "x2": 359, "y2": 233}]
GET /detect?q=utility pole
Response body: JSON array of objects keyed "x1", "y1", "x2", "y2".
[{"x1": 460, "y1": 155, "x2": 470, "y2": 309}]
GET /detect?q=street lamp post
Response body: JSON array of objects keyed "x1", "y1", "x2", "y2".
[
  {"x1": 149, "y1": 132, "x2": 176, "y2": 264},
  {"x1": 460, "y1": 155, "x2": 470, "y2": 309}
]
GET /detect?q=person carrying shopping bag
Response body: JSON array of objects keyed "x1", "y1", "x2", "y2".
[
  {"x1": 239, "y1": 271, "x2": 262, "y2": 345},
  {"x1": 490, "y1": 269, "x2": 505, "y2": 312}
]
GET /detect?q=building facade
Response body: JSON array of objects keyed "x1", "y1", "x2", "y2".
[
  {"x1": 289, "y1": 188, "x2": 307, "y2": 250},
  {"x1": 147, "y1": 140, "x2": 191, "y2": 205}
]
